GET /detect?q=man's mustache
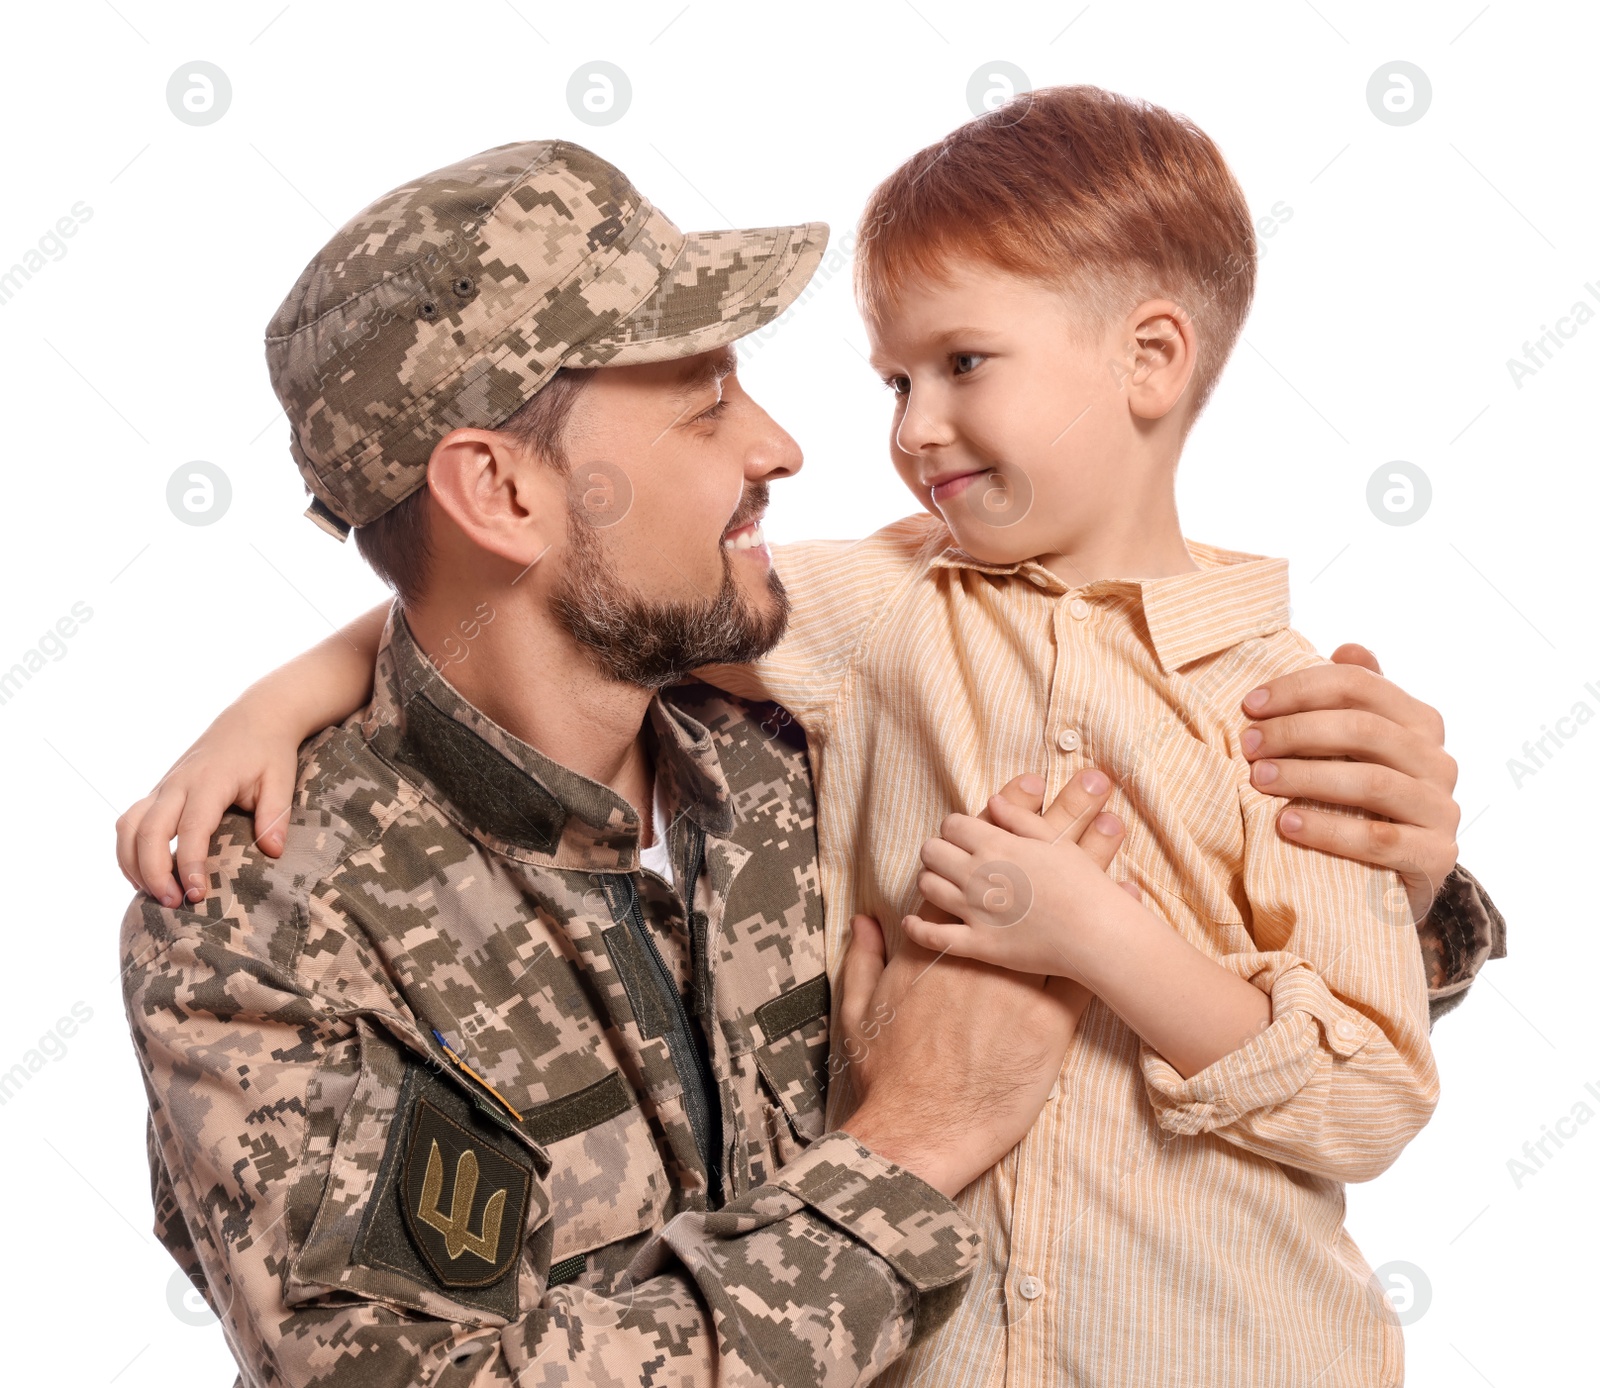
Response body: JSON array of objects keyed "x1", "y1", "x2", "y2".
[{"x1": 722, "y1": 481, "x2": 770, "y2": 538}]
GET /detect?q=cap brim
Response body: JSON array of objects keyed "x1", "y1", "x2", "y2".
[{"x1": 564, "y1": 220, "x2": 829, "y2": 368}]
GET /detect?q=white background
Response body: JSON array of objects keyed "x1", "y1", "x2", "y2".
[{"x1": 0, "y1": 1, "x2": 1593, "y2": 1383}]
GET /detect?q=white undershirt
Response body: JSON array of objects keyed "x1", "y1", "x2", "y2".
[{"x1": 637, "y1": 775, "x2": 674, "y2": 887}]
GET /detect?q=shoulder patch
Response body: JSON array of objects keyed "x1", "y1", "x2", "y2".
[
  {"x1": 354, "y1": 1062, "x2": 541, "y2": 1317},
  {"x1": 402, "y1": 1098, "x2": 532, "y2": 1288}
]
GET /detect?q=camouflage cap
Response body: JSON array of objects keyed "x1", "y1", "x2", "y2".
[{"x1": 264, "y1": 139, "x2": 828, "y2": 538}]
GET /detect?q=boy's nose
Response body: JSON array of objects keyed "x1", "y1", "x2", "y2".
[{"x1": 892, "y1": 393, "x2": 956, "y2": 455}]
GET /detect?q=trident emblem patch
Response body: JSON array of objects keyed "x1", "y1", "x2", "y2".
[
  {"x1": 416, "y1": 1140, "x2": 507, "y2": 1262},
  {"x1": 401, "y1": 1097, "x2": 532, "y2": 1288}
]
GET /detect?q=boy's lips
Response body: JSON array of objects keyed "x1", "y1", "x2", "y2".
[{"x1": 925, "y1": 468, "x2": 988, "y2": 504}]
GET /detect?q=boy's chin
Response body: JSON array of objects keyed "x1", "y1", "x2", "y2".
[{"x1": 937, "y1": 511, "x2": 1037, "y2": 567}]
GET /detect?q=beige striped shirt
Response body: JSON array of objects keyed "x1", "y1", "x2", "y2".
[{"x1": 705, "y1": 512, "x2": 1437, "y2": 1387}]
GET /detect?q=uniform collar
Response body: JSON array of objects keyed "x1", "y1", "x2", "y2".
[
  {"x1": 929, "y1": 533, "x2": 1291, "y2": 673},
  {"x1": 363, "y1": 604, "x2": 735, "y2": 870}
]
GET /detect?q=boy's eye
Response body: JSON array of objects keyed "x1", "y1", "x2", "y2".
[
  {"x1": 952, "y1": 352, "x2": 986, "y2": 376},
  {"x1": 882, "y1": 375, "x2": 910, "y2": 397}
]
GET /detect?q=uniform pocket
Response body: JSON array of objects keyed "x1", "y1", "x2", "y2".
[
  {"x1": 752, "y1": 974, "x2": 830, "y2": 1155},
  {"x1": 523, "y1": 1072, "x2": 670, "y2": 1269}
]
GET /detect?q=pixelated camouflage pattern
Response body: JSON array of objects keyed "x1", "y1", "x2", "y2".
[
  {"x1": 1420, "y1": 863, "x2": 1508, "y2": 1024},
  {"x1": 121, "y1": 605, "x2": 975, "y2": 1388},
  {"x1": 263, "y1": 139, "x2": 827, "y2": 535}
]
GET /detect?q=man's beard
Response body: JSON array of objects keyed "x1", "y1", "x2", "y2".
[{"x1": 551, "y1": 485, "x2": 790, "y2": 690}]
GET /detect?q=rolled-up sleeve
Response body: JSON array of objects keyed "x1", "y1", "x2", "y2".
[{"x1": 1140, "y1": 788, "x2": 1440, "y2": 1184}]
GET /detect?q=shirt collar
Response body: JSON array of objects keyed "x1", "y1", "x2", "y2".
[
  {"x1": 362, "y1": 604, "x2": 734, "y2": 870},
  {"x1": 930, "y1": 534, "x2": 1291, "y2": 673}
]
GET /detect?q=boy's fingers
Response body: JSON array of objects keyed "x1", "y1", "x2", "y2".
[
  {"x1": 1074, "y1": 812, "x2": 1126, "y2": 873},
  {"x1": 174, "y1": 785, "x2": 239, "y2": 903},
  {"x1": 988, "y1": 793, "x2": 1057, "y2": 842},
  {"x1": 977, "y1": 773, "x2": 1046, "y2": 824},
  {"x1": 837, "y1": 914, "x2": 886, "y2": 1042},
  {"x1": 1040, "y1": 767, "x2": 1115, "y2": 841},
  {"x1": 919, "y1": 834, "x2": 972, "y2": 882},
  {"x1": 901, "y1": 913, "x2": 972, "y2": 958},
  {"x1": 253, "y1": 767, "x2": 294, "y2": 857},
  {"x1": 933, "y1": 813, "x2": 999, "y2": 857},
  {"x1": 917, "y1": 871, "x2": 973, "y2": 922},
  {"x1": 133, "y1": 788, "x2": 185, "y2": 907},
  {"x1": 115, "y1": 794, "x2": 157, "y2": 892}
]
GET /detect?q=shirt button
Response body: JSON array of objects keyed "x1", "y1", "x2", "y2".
[
  {"x1": 1068, "y1": 597, "x2": 1092, "y2": 620},
  {"x1": 1029, "y1": 573, "x2": 1050, "y2": 587},
  {"x1": 1057, "y1": 729, "x2": 1081, "y2": 752},
  {"x1": 1017, "y1": 1274, "x2": 1045, "y2": 1300},
  {"x1": 1334, "y1": 1018, "x2": 1360, "y2": 1043}
]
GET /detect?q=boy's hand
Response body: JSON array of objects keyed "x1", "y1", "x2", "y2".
[
  {"x1": 900, "y1": 770, "x2": 1131, "y2": 979},
  {"x1": 1242, "y1": 644, "x2": 1459, "y2": 922},
  {"x1": 115, "y1": 702, "x2": 301, "y2": 910},
  {"x1": 835, "y1": 772, "x2": 1123, "y2": 1198}
]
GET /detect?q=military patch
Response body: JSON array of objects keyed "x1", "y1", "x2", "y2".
[
  {"x1": 353, "y1": 1061, "x2": 543, "y2": 1318},
  {"x1": 402, "y1": 1098, "x2": 532, "y2": 1288}
]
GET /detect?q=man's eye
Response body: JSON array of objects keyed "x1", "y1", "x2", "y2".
[
  {"x1": 952, "y1": 353, "x2": 986, "y2": 376},
  {"x1": 696, "y1": 397, "x2": 729, "y2": 422}
]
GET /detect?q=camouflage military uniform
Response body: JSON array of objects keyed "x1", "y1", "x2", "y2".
[{"x1": 121, "y1": 608, "x2": 978, "y2": 1387}]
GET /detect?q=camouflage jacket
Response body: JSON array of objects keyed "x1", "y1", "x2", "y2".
[{"x1": 120, "y1": 609, "x2": 978, "y2": 1388}]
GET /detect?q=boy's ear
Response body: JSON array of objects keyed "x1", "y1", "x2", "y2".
[
  {"x1": 1119, "y1": 298, "x2": 1198, "y2": 422},
  {"x1": 426, "y1": 428, "x2": 562, "y2": 570}
]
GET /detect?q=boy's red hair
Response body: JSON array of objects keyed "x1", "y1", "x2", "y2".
[{"x1": 854, "y1": 85, "x2": 1256, "y2": 424}]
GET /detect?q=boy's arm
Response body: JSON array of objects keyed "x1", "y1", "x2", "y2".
[
  {"x1": 1134, "y1": 791, "x2": 1439, "y2": 1183},
  {"x1": 903, "y1": 790, "x2": 1274, "y2": 1082},
  {"x1": 905, "y1": 786, "x2": 1439, "y2": 1182},
  {"x1": 114, "y1": 602, "x2": 388, "y2": 906}
]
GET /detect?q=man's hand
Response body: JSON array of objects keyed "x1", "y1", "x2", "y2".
[
  {"x1": 833, "y1": 771, "x2": 1123, "y2": 1199},
  {"x1": 1241, "y1": 644, "x2": 1459, "y2": 921}
]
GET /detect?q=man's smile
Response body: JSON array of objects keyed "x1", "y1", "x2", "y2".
[{"x1": 721, "y1": 516, "x2": 769, "y2": 560}]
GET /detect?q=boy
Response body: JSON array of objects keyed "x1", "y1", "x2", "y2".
[
  {"x1": 704, "y1": 86, "x2": 1437, "y2": 1387},
  {"x1": 119, "y1": 90, "x2": 1494, "y2": 1385}
]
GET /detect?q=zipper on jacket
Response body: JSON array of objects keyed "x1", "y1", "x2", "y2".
[{"x1": 619, "y1": 832, "x2": 722, "y2": 1202}]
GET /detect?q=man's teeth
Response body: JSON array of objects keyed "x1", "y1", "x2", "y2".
[{"x1": 723, "y1": 523, "x2": 765, "y2": 551}]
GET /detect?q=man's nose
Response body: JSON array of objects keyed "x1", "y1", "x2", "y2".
[{"x1": 742, "y1": 406, "x2": 803, "y2": 482}]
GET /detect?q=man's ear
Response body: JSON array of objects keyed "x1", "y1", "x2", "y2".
[
  {"x1": 425, "y1": 429, "x2": 560, "y2": 570},
  {"x1": 1119, "y1": 298, "x2": 1198, "y2": 422}
]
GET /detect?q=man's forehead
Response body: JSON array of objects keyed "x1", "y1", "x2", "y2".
[{"x1": 665, "y1": 345, "x2": 738, "y2": 398}]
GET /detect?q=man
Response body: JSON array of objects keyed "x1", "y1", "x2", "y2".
[{"x1": 119, "y1": 140, "x2": 1502, "y2": 1387}]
